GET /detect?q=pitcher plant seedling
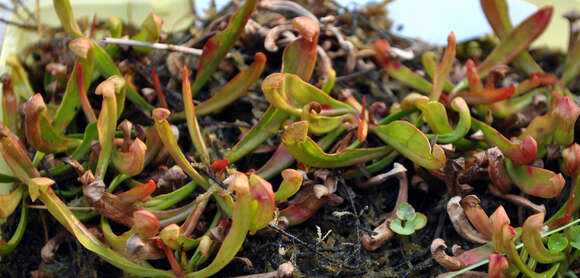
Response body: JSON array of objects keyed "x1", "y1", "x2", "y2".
[{"x1": 3, "y1": 0, "x2": 580, "y2": 276}]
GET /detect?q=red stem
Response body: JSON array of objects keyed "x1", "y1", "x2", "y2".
[
  {"x1": 156, "y1": 239, "x2": 184, "y2": 277},
  {"x1": 89, "y1": 13, "x2": 97, "y2": 39},
  {"x1": 459, "y1": 85, "x2": 515, "y2": 105},
  {"x1": 548, "y1": 193, "x2": 575, "y2": 229},
  {"x1": 151, "y1": 67, "x2": 169, "y2": 109},
  {"x1": 76, "y1": 62, "x2": 97, "y2": 122},
  {"x1": 439, "y1": 93, "x2": 450, "y2": 105},
  {"x1": 357, "y1": 96, "x2": 366, "y2": 141},
  {"x1": 125, "y1": 74, "x2": 138, "y2": 92}
]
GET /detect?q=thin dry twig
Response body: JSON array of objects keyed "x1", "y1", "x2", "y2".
[
  {"x1": 0, "y1": 3, "x2": 14, "y2": 12},
  {"x1": 267, "y1": 223, "x2": 359, "y2": 270},
  {"x1": 0, "y1": 17, "x2": 36, "y2": 30},
  {"x1": 13, "y1": 0, "x2": 35, "y2": 21},
  {"x1": 102, "y1": 37, "x2": 232, "y2": 58},
  {"x1": 335, "y1": 69, "x2": 381, "y2": 82},
  {"x1": 339, "y1": 176, "x2": 362, "y2": 268},
  {"x1": 488, "y1": 184, "x2": 546, "y2": 213},
  {"x1": 259, "y1": 0, "x2": 318, "y2": 23},
  {"x1": 26, "y1": 205, "x2": 96, "y2": 211}
]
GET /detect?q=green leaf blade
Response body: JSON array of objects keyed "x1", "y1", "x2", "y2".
[
  {"x1": 282, "y1": 121, "x2": 391, "y2": 168},
  {"x1": 479, "y1": 0, "x2": 543, "y2": 75},
  {"x1": 429, "y1": 32, "x2": 456, "y2": 100},
  {"x1": 371, "y1": 121, "x2": 446, "y2": 170},
  {"x1": 196, "y1": 53, "x2": 266, "y2": 116},
  {"x1": 476, "y1": 6, "x2": 553, "y2": 78},
  {"x1": 190, "y1": 0, "x2": 258, "y2": 96},
  {"x1": 504, "y1": 158, "x2": 565, "y2": 198}
]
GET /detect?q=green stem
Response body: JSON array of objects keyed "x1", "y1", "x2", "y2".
[
  {"x1": 184, "y1": 190, "x2": 251, "y2": 278},
  {"x1": 187, "y1": 210, "x2": 221, "y2": 271},
  {"x1": 343, "y1": 151, "x2": 399, "y2": 179},
  {"x1": 108, "y1": 174, "x2": 130, "y2": 193},
  {"x1": 182, "y1": 68, "x2": 210, "y2": 164},
  {"x1": 153, "y1": 110, "x2": 233, "y2": 216},
  {"x1": 347, "y1": 108, "x2": 418, "y2": 150},
  {"x1": 144, "y1": 181, "x2": 198, "y2": 211},
  {"x1": 446, "y1": 218, "x2": 580, "y2": 278},
  {"x1": 0, "y1": 198, "x2": 27, "y2": 256},
  {"x1": 39, "y1": 189, "x2": 174, "y2": 277},
  {"x1": 225, "y1": 107, "x2": 288, "y2": 163}
]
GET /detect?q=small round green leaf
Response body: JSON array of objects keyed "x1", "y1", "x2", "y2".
[
  {"x1": 570, "y1": 226, "x2": 580, "y2": 243},
  {"x1": 547, "y1": 233, "x2": 568, "y2": 252},
  {"x1": 413, "y1": 212, "x2": 427, "y2": 230},
  {"x1": 390, "y1": 219, "x2": 415, "y2": 235},
  {"x1": 571, "y1": 226, "x2": 580, "y2": 249},
  {"x1": 396, "y1": 202, "x2": 416, "y2": 221}
]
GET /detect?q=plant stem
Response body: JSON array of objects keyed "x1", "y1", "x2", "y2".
[
  {"x1": 102, "y1": 38, "x2": 232, "y2": 57},
  {"x1": 446, "y1": 218, "x2": 580, "y2": 278}
]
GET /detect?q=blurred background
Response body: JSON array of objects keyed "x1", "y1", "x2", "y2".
[
  {"x1": 193, "y1": 0, "x2": 572, "y2": 49},
  {"x1": 196, "y1": 0, "x2": 535, "y2": 45},
  {"x1": 0, "y1": 0, "x2": 575, "y2": 53}
]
